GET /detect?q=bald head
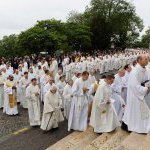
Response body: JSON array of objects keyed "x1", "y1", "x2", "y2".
[{"x1": 137, "y1": 54, "x2": 148, "y2": 67}]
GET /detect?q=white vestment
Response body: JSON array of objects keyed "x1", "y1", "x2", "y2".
[
  {"x1": 41, "y1": 91, "x2": 64, "y2": 131},
  {"x1": 68, "y1": 78, "x2": 90, "y2": 131},
  {"x1": 19, "y1": 77, "x2": 30, "y2": 108},
  {"x1": 0, "y1": 75, "x2": 6, "y2": 108},
  {"x1": 122, "y1": 64, "x2": 150, "y2": 133},
  {"x1": 63, "y1": 84, "x2": 72, "y2": 119},
  {"x1": 3, "y1": 80, "x2": 18, "y2": 115},
  {"x1": 90, "y1": 82, "x2": 120, "y2": 133},
  {"x1": 40, "y1": 74, "x2": 50, "y2": 102},
  {"x1": 26, "y1": 84, "x2": 41, "y2": 126},
  {"x1": 111, "y1": 74, "x2": 125, "y2": 121}
]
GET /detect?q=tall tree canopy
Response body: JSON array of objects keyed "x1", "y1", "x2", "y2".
[
  {"x1": 68, "y1": 0, "x2": 143, "y2": 50},
  {"x1": 18, "y1": 19, "x2": 92, "y2": 55},
  {"x1": 141, "y1": 27, "x2": 150, "y2": 48}
]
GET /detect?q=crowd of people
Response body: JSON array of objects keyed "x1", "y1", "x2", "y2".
[{"x1": 0, "y1": 49, "x2": 150, "y2": 134}]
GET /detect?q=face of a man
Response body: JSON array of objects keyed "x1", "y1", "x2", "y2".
[
  {"x1": 82, "y1": 74, "x2": 89, "y2": 81},
  {"x1": 140, "y1": 56, "x2": 148, "y2": 67},
  {"x1": 50, "y1": 88, "x2": 57, "y2": 94},
  {"x1": 32, "y1": 80, "x2": 37, "y2": 86},
  {"x1": 61, "y1": 77, "x2": 66, "y2": 82},
  {"x1": 119, "y1": 71, "x2": 125, "y2": 77},
  {"x1": 107, "y1": 78, "x2": 114, "y2": 85},
  {"x1": 24, "y1": 74, "x2": 28, "y2": 78},
  {"x1": 68, "y1": 80, "x2": 73, "y2": 86},
  {"x1": 49, "y1": 79, "x2": 54, "y2": 84},
  {"x1": 15, "y1": 70, "x2": 19, "y2": 74}
]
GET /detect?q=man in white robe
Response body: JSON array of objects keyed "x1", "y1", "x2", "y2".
[
  {"x1": 68, "y1": 71, "x2": 90, "y2": 131},
  {"x1": 63, "y1": 79, "x2": 73, "y2": 120},
  {"x1": 88, "y1": 69, "x2": 96, "y2": 85},
  {"x1": 13, "y1": 70, "x2": 22, "y2": 103},
  {"x1": 19, "y1": 72, "x2": 30, "y2": 108},
  {"x1": 90, "y1": 74, "x2": 120, "y2": 133},
  {"x1": 41, "y1": 86, "x2": 64, "y2": 131},
  {"x1": 111, "y1": 68, "x2": 126, "y2": 121},
  {"x1": 50, "y1": 58, "x2": 58, "y2": 77},
  {"x1": 122, "y1": 55, "x2": 150, "y2": 133},
  {"x1": 40, "y1": 70, "x2": 50, "y2": 102},
  {"x1": 26, "y1": 78, "x2": 41, "y2": 126},
  {"x1": 122, "y1": 64, "x2": 132, "y2": 103},
  {"x1": 55, "y1": 70, "x2": 62, "y2": 84},
  {"x1": 0, "y1": 71, "x2": 6, "y2": 108},
  {"x1": 57, "y1": 75, "x2": 66, "y2": 107},
  {"x1": 3, "y1": 75, "x2": 18, "y2": 115}
]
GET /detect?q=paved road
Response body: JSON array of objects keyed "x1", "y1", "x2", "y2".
[
  {"x1": 0, "y1": 106, "x2": 29, "y2": 138},
  {"x1": 0, "y1": 120, "x2": 72, "y2": 150}
]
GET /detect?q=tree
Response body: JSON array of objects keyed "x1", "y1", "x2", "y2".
[
  {"x1": 18, "y1": 19, "x2": 67, "y2": 55},
  {"x1": 0, "y1": 34, "x2": 19, "y2": 57},
  {"x1": 65, "y1": 22, "x2": 92, "y2": 52},
  {"x1": 141, "y1": 27, "x2": 150, "y2": 48},
  {"x1": 18, "y1": 19, "x2": 92, "y2": 55},
  {"x1": 67, "y1": 0, "x2": 143, "y2": 50}
]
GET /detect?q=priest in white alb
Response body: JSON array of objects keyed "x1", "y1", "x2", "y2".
[
  {"x1": 90, "y1": 74, "x2": 120, "y2": 133},
  {"x1": 0, "y1": 71, "x2": 6, "y2": 109},
  {"x1": 26, "y1": 78, "x2": 41, "y2": 126},
  {"x1": 41, "y1": 85, "x2": 64, "y2": 131},
  {"x1": 122, "y1": 55, "x2": 150, "y2": 133},
  {"x1": 3, "y1": 75, "x2": 18, "y2": 115},
  {"x1": 111, "y1": 68, "x2": 126, "y2": 121},
  {"x1": 68, "y1": 71, "x2": 90, "y2": 131},
  {"x1": 63, "y1": 79, "x2": 73, "y2": 119}
]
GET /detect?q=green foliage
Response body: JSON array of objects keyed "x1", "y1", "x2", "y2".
[
  {"x1": 141, "y1": 27, "x2": 150, "y2": 48},
  {"x1": 67, "y1": 0, "x2": 144, "y2": 50},
  {"x1": 18, "y1": 19, "x2": 92, "y2": 55},
  {"x1": 0, "y1": 34, "x2": 20, "y2": 57}
]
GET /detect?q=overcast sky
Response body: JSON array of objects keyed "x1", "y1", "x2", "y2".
[{"x1": 0, "y1": 0, "x2": 149, "y2": 39}]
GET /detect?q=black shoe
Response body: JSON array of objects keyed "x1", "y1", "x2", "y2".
[{"x1": 121, "y1": 122, "x2": 131, "y2": 133}]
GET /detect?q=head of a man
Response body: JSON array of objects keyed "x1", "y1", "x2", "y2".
[
  {"x1": 24, "y1": 72, "x2": 28, "y2": 79},
  {"x1": 38, "y1": 65, "x2": 41, "y2": 70},
  {"x1": 137, "y1": 55, "x2": 148, "y2": 67},
  {"x1": 31, "y1": 78, "x2": 37, "y2": 86},
  {"x1": 58, "y1": 70, "x2": 62, "y2": 75},
  {"x1": 124, "y1": 64, "x2": 132, "y2": 73},
  {"x1": 9, "y1": 75, "x2": 14, "y2": 81},
  {"x1": 45, "y1": 70, "x2": 49, "y2": 75},
  {"x1": 105, "y1": 74, "x2": 115, "y2": 85},
  {"x1": 118, "y1": 68, "x2": 125, "y2": 77},
  {"x1": 60, "y1": 75, "x2": 66, "y2": 82},
  {"x1": 50, "y1": 86, "x2": 57, "y2": 94},
  {"x1": 29, "y1": 68, "x2": 33, "y2": 73},
  {"x1": 68, "y1": 79, "x2": 73, "y2": 87},
  {"x1": 14, "y1": 69, "x2": 19, "y2": 75},
  {"x1": 49, "y1": 77, "x2": 54, "y2": 85},
  {"x1": 82, "y1": 71, "x2": 89, "y2": 81}
]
